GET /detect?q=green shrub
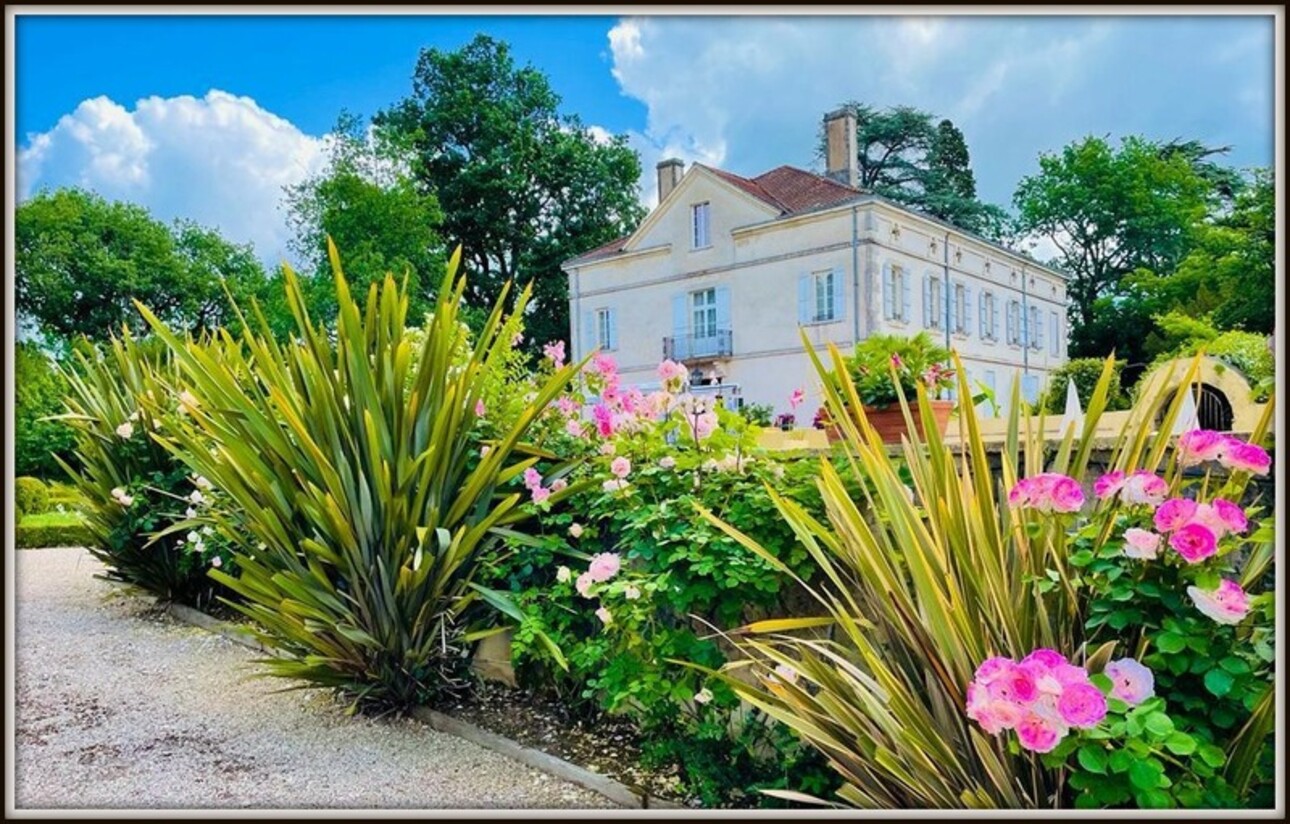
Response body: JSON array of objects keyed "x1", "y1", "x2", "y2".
[
  {"x1": 16, "y1": 342, "x2": 77, "y2": 478},
  {"x1": 16, "y1": 522, "x2": 96, "y2": 549},
  {"x1": 57, "y1": 333, "x2": 235, "y2": 606},
  {"x1": 1206, "y1": 331, "x2": 1274, "y2": 401},
  {"x1": 739, "y1": 402, "x2": 773, "y2": 427},
  {"x1": 15, "y1": 477, "x2": 50, "y2": 517},
  {"x1": 136, "y1": 243, "x2": 584, "y2": 711},
  {"x1": 1041, "y1": 357, "x2": 1128, "y2": 414},
  {"x1": 838, "y1": 331, "x2": 953, "y2": 409}
]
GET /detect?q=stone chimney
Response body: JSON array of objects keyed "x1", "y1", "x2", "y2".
[
  {"x1": 823, "y1": 108, "x2": 858, "y2": 189},
  {"x1": 656, "y1": 158, "x2": 685, "y2": 205}
]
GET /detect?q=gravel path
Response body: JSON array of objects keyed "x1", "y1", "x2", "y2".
[{"x1": 13, "y1": 547, "x2": 616, "y2": 810}]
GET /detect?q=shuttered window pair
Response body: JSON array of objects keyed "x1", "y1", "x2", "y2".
[
  {"x1": 882, "y1": 264, "x2": 911, "y2": 322},
  {"x1": 797, "y1": 269, "x2": 845, "y2": 324},
  {"x1": 581, "y1": 307, "x2": 618, "y2": 352},
  {"x1": 979, "y1": 291, "x2": 999, "y2": 341}
]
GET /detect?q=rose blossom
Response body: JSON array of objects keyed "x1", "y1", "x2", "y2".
[
  {"x1": 568, "y1": 523, "x2": 584, "y2": 538},
  {"x1": 623, "y1": 585, "x2": 641, "y2": 600},
  {"x1": 1122, "y1": 528, "x2": 1162, "y2": 560},
  {"x1": 659, "y1": 456, "x2": 676, "y2": 470},
  {"x1": 1220, "y1": 439, "x2": 1271, "y2": 476},
  {"x1": 530, "y1": 486, "x2": 551, "y2": 505},
  {"x1": 523, "y1": 468, "x2": 543, "y2": 489},
  {"x1": 592, "y1": 404, "x2": 615, "y2": 437},
  {"x1": 693, "y1": 688, "x2": 713, "y2": 705},
  {"x1": 595, "y1": 606, "x2": 613, "y2": 626},
  {"x1": 1093, "y1": 470, "x2": 1125, "y2": 500},
  {"x1": 1104, "y1": 658, "x2": 1155, "y2": 705},
  {"x1": 588, "y1": 552, "x2": 621, "y2": 582},
  {"x1": 550, "y1": 478, "x2": 568, "y2": 492},
  {"x1": 1212, "y1": 499, "x2": 1248, "y2": 534},
  {"x1": 1122, "y1": 472, "x2": 1169, "y2": 506},
  {"x1": 475, "y1": 399, "x2": 486, "y2": 417},
  {"x1": 1057, "y1": 682, "x2": 1108, "y2": 728},
  {"x1": 1188, "y1": 503, "x2": 1231, "y2": 540},
  {"x1": 118, "y1": 494, "x2": 134, "y2": 507},
  {"x1": 1015, "y1": 714, "x2": 1065, "y2": 753},
  {"x1": 1187, "y1": 578, "x2": 1250, "y2": 625},
  {"x1": 115, "y1": 421, "x2": 135, "y2": 439},
  {"x1": 1169, "y1": 522, "x2": 1218, "y2": 564},
  {"x1": 1153, "y1": 498, "x2": 1197, "y2": 533},
  {"x1": 543, "y1": 340, "x2": 566, "y2": 368},
  {"x1": 610, "y1": 457, "x2": 631, "y2": 479},
  {"x1": 575, "y1": 572, "x2": 595, "y2": 598},
  {"x1": 657, "y1": 359, "x2": 689, "y2": 393},
  {"x1": 1177, "y1": 429, "x2": 1225, "y2": 466},
  {"x1": 556, "y1": 566, "x2": 572, "y2": 583},
  {"x1": 1008, "y1": 473, "x2": 1084, "y2": 514},
  {"x1": 565, "y1": 419, "x2": 585, "y2": 438}
]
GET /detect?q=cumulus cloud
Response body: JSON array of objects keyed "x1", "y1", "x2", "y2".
[
  {"x1": 18, "y1": 90, "x2": 328, "y2": 265},
  {"x1": 607, "y1": 16, "x2": 1273, "y2": 212}
]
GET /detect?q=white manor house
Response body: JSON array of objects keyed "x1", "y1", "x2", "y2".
[{"x1": 561, "y1": 109, "x2": 1070, "y2": 419}]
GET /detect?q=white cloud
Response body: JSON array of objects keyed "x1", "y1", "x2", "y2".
[
  {"x1": 18, "y1": 90, "x2": 328, "y2": 266},
  {"x1": 605, "y1": 16, "x2": 1270, "y2": 212}
]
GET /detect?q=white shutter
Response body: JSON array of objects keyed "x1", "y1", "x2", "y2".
[
  {"x1": 798, "y1": 275, "x2": 812, "y2": 324},
  {"x1": 963, "y1": 285, "x2": 973, "y2": 336},
  {"x1": 581, "y1": 310, "x2": 595, "y2": 356},
  {"x1": 882, "y1": 265, "x2": 894, "y2": 319}
]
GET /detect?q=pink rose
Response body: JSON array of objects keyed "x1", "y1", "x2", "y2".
[
  {"x1": 588, "y1": 552, "x2": 621, "y2": 583},
  {"x1": 1188, "y1": 503, "x2": 1230, "y2": 540},
  {"x1": 1103, "y1": 658, "x2": 1154, "y2": 706},
  {"x1": 610, "y1": 457, "x2": 631, "y2": 479},
  {"x1": 1169, "y1": 522, "x2": 1218, "y2": 564},
  {"x1": 1016, "y1": 713, "x2": 1065, "y2": 753},
  {"x1": 550, "y1": 478, "x2": 568, "y2": 492},
  {"x1": 974, "y1": 656, "x2": 1013, "y2": 683},
  {"x1": 1212, "y1": 499, "x2": 1248, "y2": 534},
  {"x1": 1153, "y1": 498, "x2": 1198, "y2": 533},
  {"x1": 1220, "y1": 440, "x2": 1271, "y2": 476},
  {"x1": 1093, "y1": 470, "x2": 1126, "y2": 500},
  {"x1": 693, "y1": 410, "x2": 718, "y2": 440},
  {"x1": 659, "y1": 456, "x2": 676, "y2": 470},
  {"x1": 1122, "y1": 472, "x2": 1168, "y2": 506},
  {"x1": 1020, "y1": 649, "x2": 1068, "y2": 671},
  {"x1": 966, "y1": 683, "x2": 1025, "y2": 735},
  {"x1": 565, "y1": 418, "x2": 585, "y2": 438},
  {"x1": 1177, "y1": 429, "x2": 1225, "y2": 466},
  {"x1": 593, "y1": 404, "x2": 615, "y2": 438},
  {"x1": 1047, "y1": 475, "x2": 1085, "y2": 513},
  {"x1": 595, "y1": 606, "x2": 613, "y2": 626},
  {"x1": 530, "y1": 486, "x2": 551, "y2": 505},
  {"x1": 1187, "y1": 578, "x2": 1250, "y2": 625},
  {"x1": 1122, "y1": 528, "x2": 1161, "y2": 560},
  {"x1": 1057, "y1": 683, "x2": 1108, "y2": 728},
  {"x1": 575, "y1": 572, "x2": 595, "y2": 598},
  {"x1": 591, "y1": 353, "x2": 618, "y2": 376},
  {"x1": 1053, "y1": 664, "x2": 1092, "y2": 687},
  {"x1": 543, "y1": 340, "x2": 566, "y2": 368},
  {"x1": 657, "y1": 359, "x2": 689, "y2": 393},
  {"x1": 523, "y1": 468, "x2": 543, "y2": 490},
  {"x1": 475, "y1": 399, "x2": 487, "y2": 417},
  {"x1": 1008, "y1": 474, "x2": 1084, "y2": 514},
  {"x1": 985, "y1": 664, "x2": 1038, "y2": 705}
]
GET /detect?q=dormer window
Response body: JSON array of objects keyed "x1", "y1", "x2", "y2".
[{"x1": 691, "y1": 202, "x2": 711, "y2": 249}]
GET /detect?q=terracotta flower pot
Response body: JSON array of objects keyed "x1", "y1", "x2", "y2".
[{"x1": 826, "y1": 400, "x2": 955, "y2": 445}]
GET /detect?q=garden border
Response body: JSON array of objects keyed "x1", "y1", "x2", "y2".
[{"x1": 159, "y1": 601, "x2": 684, "y2": 810}]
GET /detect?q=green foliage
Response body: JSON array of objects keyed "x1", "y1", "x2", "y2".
[
  {"x1": 16, "y1": 518, "x2": 96, "y2": 549},
  {"x1": 284, "y1": 111, "x2": 446, "y2": 328},
  {"x1": 16, "y1": 188, "x2": 269, "y2": 344},
  {"x1": 1041, "y1": 358, "x2": 1128, "y2": 414},
  {"x1": 837, "y1": 331, "x2": 953, "y2": 408},
  {"x1": 16, "y1": 477, "x2": 50, "y2": 517},
  {"x1": 739, "y1": 402, "x2": 774, "y2": 427},
  {"x1": 16, "y1": 342, "x2": 77, "y2": 478},
  {"x1": 375, "y1": 34, "x2": 647, "y2": 350},
  {"x1": 137, "y1": 242, "x2": 584, "y2": 711},
  {"x1": 58, "y1": 333, "x2": 234, "y2": 605},
  {"x1": 1013, "y1": 135, "x2": 1214, "y2": 359},
  {"x1": 820, "y1": 102, "x2": 1009, "y2": 239},
  {"x1": 1139, "y1": 328, "x2": 1274, "y2": 403}
]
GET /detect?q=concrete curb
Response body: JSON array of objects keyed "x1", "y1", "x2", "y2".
[{"x1": 158, "y1": 601, "x2": 685, "y2": 810}]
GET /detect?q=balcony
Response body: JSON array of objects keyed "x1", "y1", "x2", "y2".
[{"x1": 663, "y1": 330, "x2": 733, "y2": 362}]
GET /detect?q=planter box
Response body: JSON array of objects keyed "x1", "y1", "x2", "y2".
[{"x1": 826, "y1": 399, "x2": 955, "y2": 445}]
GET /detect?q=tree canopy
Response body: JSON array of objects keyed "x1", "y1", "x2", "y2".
[
  {"x1": 375, "y1": 34, "x2": 647, "y2": 350},
  {"x1": 16, "y1": 188, "x2": 268, "y2": 344}
]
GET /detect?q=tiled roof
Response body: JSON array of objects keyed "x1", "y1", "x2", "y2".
[{"x1": 566, "y1": 235, "x2": 631, "y2": 265}]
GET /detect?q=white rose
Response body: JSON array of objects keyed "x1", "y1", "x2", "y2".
[
  {"x1": 569, "y1": 523, "x2": 584, "y2": 538},
  {"x1": 115, "y1": 421, "x2": 135, "y2": 439},
  {"x1": 694, "y1": 688, "x2": 713, "y2": 705},
  {"x1": 556, "y1": 566, "x2": 572, "y2": 583}
]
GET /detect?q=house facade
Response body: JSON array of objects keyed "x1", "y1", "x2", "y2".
[{"x1": 561, "y1": 110, "x2": 1070, "y2": 420}]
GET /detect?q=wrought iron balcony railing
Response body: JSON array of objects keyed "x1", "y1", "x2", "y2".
[{"x1": 663, "y1": 330, "x2": 733, "y2": 362}]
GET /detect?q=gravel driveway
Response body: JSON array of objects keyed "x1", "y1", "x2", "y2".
[{"x1": 13, "y1": 547, "x2": 616, "y2": 811}]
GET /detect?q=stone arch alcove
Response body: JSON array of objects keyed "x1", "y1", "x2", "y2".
[{"x1": 1135, "y1": 356, "x2": 1263, "y2": 434}]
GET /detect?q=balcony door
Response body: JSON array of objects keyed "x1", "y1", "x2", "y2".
[{"x1": 691, "y1": 288, "x2": 718, "y2": 341}]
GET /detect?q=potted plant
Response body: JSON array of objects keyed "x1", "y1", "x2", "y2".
[
  {"x1": 775, "y1": 412, "x2": 796, "y2": 431},
  {"x1": 824, "y1": 332, "x2": 956, "y2": 444}
]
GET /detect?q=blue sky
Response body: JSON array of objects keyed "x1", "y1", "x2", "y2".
[{"x1": 15, "y1": 12, "x2": 1277, "y2": 265}]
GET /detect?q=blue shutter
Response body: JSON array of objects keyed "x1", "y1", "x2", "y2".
[
  {"x1": 963, "y1": 285, "x2": 973, "y2": 336},
  {"x1": 581, "y1": 310, "x2": 595, "y2": 356},
  {"x1": 922, "y1": 275, "x2": 931, "y2": 326},
  {"x1": 1033, "y1": 309, "x2": 1044, "y2": 351},
  {"x1": 1005, "y1": 302, "x2": 1015, "y2": 345},
  {"x1": 901, "y1": 271, "x2": 911, "y2": 322},
  {"x1": 831, "y1": 268, "x2": 845, "y2": 321},
  {"x1": 882, "y1": 265, "x2": 894, "y2": 319},
  {"x1": 993, "y1": 298, "x2": 1001, "y2": 341},
  {"x1": 608, "y1": 309, "x2": 618, "y2": 351},
  {"x1": 798, "y1": 275, "x2": 812, "y2": 324},
  {"x1": 672, "y1": 294, "x2": 688, "y2": 337},
  {"x1": 715, "y1": 286, "x2": 732, "y2": 331}
]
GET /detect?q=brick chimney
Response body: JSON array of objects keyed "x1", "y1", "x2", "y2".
[
  {"x1": 823, "y1": 108, "x2": 858, "y2": 189},
  {"x1": 656, "y1": 158, "x2": 685, "y2": 205}
]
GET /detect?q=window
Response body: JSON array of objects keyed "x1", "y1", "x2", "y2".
[
  {"x1": 813, "y1": 270, "x2": 837, "y2": 322},
  {"x1": 596, "y1": 308, "x2": 616, "y2": 351},
  {"x1": 883, "y1": 264, "x2": 910, "y2": 322},
  {"x1": 691, "y1": 202, "x2": 711, "y2": 249},
  {"x1": 1029, "y1": 305, "x2": 1043, "y2": 351},
  {"x1": 980, "y1": 291, "x2": 997, "y2": 341},
  {"x1": 1006, "y1": 300, "x2": 1022, "y2": 346},
  {"x1": 692, "y1": 288, "x2": 717, "y2": 338},
  {"x1": 1049, "y1": 311, "x2": 1060, "y2": 356},
  {"x1": 924, "y1": 275, "x2": 943, "y2": 329},
  {"x1": 953, "y1": 282, "x2": 969, "y2": 335}
]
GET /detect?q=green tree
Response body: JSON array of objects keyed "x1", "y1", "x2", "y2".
[
  {"x1": 375, "y1": 34, "x2": 646, "y2": 350},
  {"x1": 821, "y1": 103, "x2": 1009, "y2": 239},
  {"x1": 15, "y1": 342, "x2": 76, "y2": 478},
  {"x1": 16, "y1": 188, "x2": 269, "y2": 343},
  {"x1": 284, "y1": 112, "x2": 446, "y2": 324},
  {"x1": 1012, "y1": 135, "x2": 1213, "y2": 356}
]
